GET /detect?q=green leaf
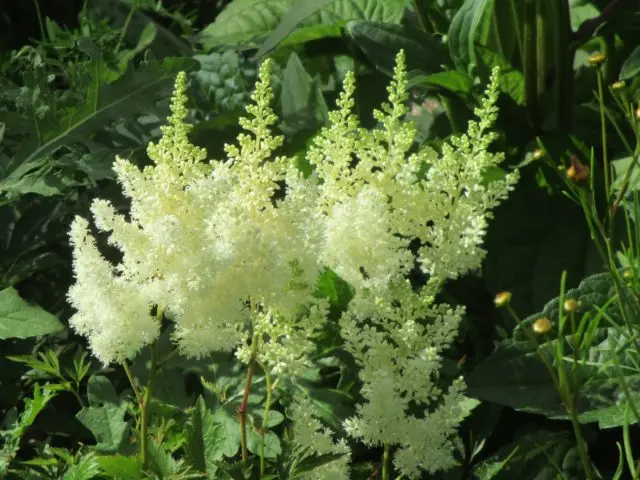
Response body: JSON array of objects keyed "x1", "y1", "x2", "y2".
[
  {"x1": 474, "y1": 430, "x2": 578, "y2": 480},
  {"x1": 280, "y1": 52, "x2": 329, "y2": 134},
  {"x1": 197, "y1": 0, "x2": 406, "y2": 50},
  {"x1": 468, "y1": 272, "x2": 640, "y2": 427},
  {"x1": 408, "y1": 70, "x2": 473, "y2": 97},
  {"x1": 2, "y1": 57, "x2": 197, "y2": 200},
  {"x1": 95, "y1": 455, "x2": 141, "y2": 480},
  {"x1": 0, "y1": 287, "x2": 64, "y2": 339},
  {"x1": 62, "y1": 453, "x2": 101, "y2": 480},
  {"x1": 619, "y1": 45, "x2": 640, "y2": 81},
  {"x1": 346, "y1": 21, "x2": 452, "y2": 76},
  {"x1": 76, "y1": 376, "x2": 129, "y2": 452},
  {"x1": 247, "y1": 428, "x2": 282, "y2": 458},
  {"x1": 184, "y1": 397, "x2": 226, "y2": 474},
  {"x1": 254, "y1": 0, "x2": 337, "y2": 58},
  {"x1": 475, "y1": 45, "x2": 525, "y2": 104},
  {"x1": 448, "y1": 0, "x2": 494, "y2": 73}
]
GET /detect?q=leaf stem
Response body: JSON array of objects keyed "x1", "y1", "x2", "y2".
[
  {"x1": 122, "y1": 359, "x2": 142, "y2": 404},
  {"x1": 259, "y1": 361, "x2": 273, "y2": 475},
  {"x1": 239, "y1": 338, "x2": 259, "y2": 462},
  {"x1": 115, "y1": 4, "x2": 136, "y2": 54},
  {"x1": 140, "y1": 338, "x2": 158, "y2": 472}
]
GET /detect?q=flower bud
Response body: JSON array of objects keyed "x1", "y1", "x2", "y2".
[
  {"x1": 588, "y1": 52, "x2": 606, "y2": 66},
  {"x1": 532, "y1": 148, "x2": 544, "y2": 160},
  {"x1": 532, "y1": 318, "x2": 552, "y2": 334},
  {"x1": 566, "y1": 155, "x2": 589, "y2": 183},
  {"x1": 623, "y1": 269, "x2": 633, "y2": 280},
  {"x1": 612, "y1": 81, "x2": 625, "y2": 90},
  {"x1": 494, "y1": 291, "x2": 511, "y2": 307},
  {"x1": 563, "y1": 299, "x2": 579, "y2": 313},
  {"x1": 635, "y1": 107, "x2": 640, "y2": 121}
]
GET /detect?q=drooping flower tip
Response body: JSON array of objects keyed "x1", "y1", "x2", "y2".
[{"x1": 494, "y1": 291, "x2": 511, "y2": 307}]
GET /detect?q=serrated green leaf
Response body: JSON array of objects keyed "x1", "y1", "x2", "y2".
[
  {"x1": 184, "y1": 397, "x2": 225, "y2": 475},
  {"x1": 62, "y1": 453, "x2": 101, "y2": 480},
  {"x1": 0, "y1": 287, "x2": 64, "y2": 339}
]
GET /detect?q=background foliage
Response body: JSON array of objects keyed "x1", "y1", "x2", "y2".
[{"x1": 2, "y1": 0, "x2": 640, "y2": 478}]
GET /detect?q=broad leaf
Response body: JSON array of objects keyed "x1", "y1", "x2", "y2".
[
  {"x1": 620, "y1": 45, "x2": 640, "y2": 80},
  {"x1": 197, "y1": 0, "x2": 406, "y2": 50},
  {"x1": 346, "y1": 21, "x2": 452, "y2": 76},
  {"x1": 95, "y1": 455, "x2": 141, "y2": 480},
  {"x1": 184, "y1": 397, "x2": 227, "y2": 475},
  {"x1": 0, "y1": 287, "x2": 64, "y2": 339}
]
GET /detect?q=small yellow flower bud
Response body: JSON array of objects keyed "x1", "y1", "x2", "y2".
[
  {"x1": 566, "y1": 155, "x2": 589, "y2": 183},
  {"x1": 494, "y1": 291, "x2": 511, "y2": 307},
  {"x1": 563, "y1": 299, "x2": 579, "y2": 313},
  {"x1": 623, "y1": 270, "x2": 633, "y2": 280},
  {"x1": 588, "y1": 52, "x2": 606, "y2": 66},
  {"x1": 612, "y1": 81, "x2": 625, "y2": 90},
  {"x1": 635, "y1": 107, "x2": 640, "y2": 121},
  {"x1": 532, "y1": 318, "x2": 552, "y2": 334},
  {"x1": 532, "y1": 148, "x2": 544, "y2": 160}
]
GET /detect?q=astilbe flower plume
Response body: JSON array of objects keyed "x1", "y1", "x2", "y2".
[
  {"x1": 68, "y1": 50, "x2": 516, "y2": 479},
  {"x1": 308, "y1": 51, "x2": 518, "y2": 477},
  {"x1": 68, "y1": 64, "x2": 325, "y2": 372}
]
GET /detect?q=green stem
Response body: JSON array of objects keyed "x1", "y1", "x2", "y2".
[
  {"x1": 32, "y1": 0, "x2": 45, "y2": 42},
  {"x1": 115, "y1": 4, "x2": 136, "y2": 54},
  {"x1": 122, "y1": 359, "x2": 142, "y2": 404},
  {"x1": 259, "y1": 362, "x2": 273, "y2": 476},
  {"x1": 239, "y1": 339, "x2": 259, "y2": 463},
  {"x1": 140, "y1": 339, "x2": 159, "y2": 472},
  {"x1": 381, "y1": 443, "x2": 391, "y2": 480},
  {"x1": 597, "y1": 70, "x2": 611, "y2": 203}
]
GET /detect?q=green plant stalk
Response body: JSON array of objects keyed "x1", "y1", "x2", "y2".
[
  {"x1": 381, "y1": 443, "x2": 391, "y2": 480},
  {"x1": 523, "y1": 0, "x2": 539, "y2": 131},
  {"x1": 259, "y1": 362, "x2": 273, "y2": 476},
  {"x1": 597, "y1": 70, "x2": 611, "y2": 203},
  {"x1": 32, "y1": 0, "x2": 45, "y2": 42},
  {"x1": 239, "y1": 338, "x2": 259, "y2": 463},
  {"x1": 140, "y1": 339, "x2": 159, "y2": 471},
  {"x1": 115, "y1": 4, "x2": 136, "y2": 54},
  {"x1": 122, "y1": 359, "x2": 142, "y2": 404}
]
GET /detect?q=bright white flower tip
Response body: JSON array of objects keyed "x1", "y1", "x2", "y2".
[{"x1": 67, "y1": 217, "x2": 158, "y2": 365}]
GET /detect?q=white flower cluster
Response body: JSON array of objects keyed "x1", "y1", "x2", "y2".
[{"x1": 67, "y1": 51, "x2": 517, "y2": 477}]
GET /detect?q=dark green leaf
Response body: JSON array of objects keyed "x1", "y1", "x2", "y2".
[
  {"x1": 254, "y1": 0, "x2": 337, "y2": 59},
  {"x1": 184, "y1": 397, "x2": 226, "y2": 474},
  {"x1": 95, "y1": 455, "x2": 141, "y2": 480},
  {"x1": 619, "y1": 44, "x2": 640, "y2": 80},
  {"x1": 448, "y1": 0, "x2": 494, "y2": 73},
  {"x1": 346, "y1": 21, "x2": 451, "y2": 76}
]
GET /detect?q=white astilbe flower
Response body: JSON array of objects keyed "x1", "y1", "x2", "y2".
[
  {"x1": 308, "y1": 51, "x2": 518, "y2": 477},
  {"x1": 289, "y1": 397, "x2": 351, "y2": 480},
  {"x1": 67, "y1": 218, "x2": 158, "y2": 364},
  {"x1": 68, "y1": 63, "x2": 325, "y2": 373}
]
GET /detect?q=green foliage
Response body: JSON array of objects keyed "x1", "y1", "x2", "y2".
[{"x1": 0, "y1": 287, "x2": 63, "y2": 339}]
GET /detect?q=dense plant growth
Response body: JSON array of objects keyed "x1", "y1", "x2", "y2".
[{"x1": 2, "y1": 0, "x2": 640, "y2": 479}]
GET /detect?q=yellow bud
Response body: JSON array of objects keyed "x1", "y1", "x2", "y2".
[
  {"x1": 532, "y1": 318, "x2": 552, "y2": 334},
  {"x1": 532, "y1": 148, "x2": 544, "y2": 160},
  {"x1": 563, "y1": 299, "x2": 579, "y2": 313},
  {"x1": 623, "y1": 270, "x2": 633, "y2": 280},
  {"x1": 612, "y1": 80, "x2": 625, "y2": 90},
  {"x1": 635, "y1": 107, "x2": 640, "y2": 121},
  {"x1": 588, "y1": 52, "x2": 606, "y2": 66},
  {"x1": 494, "y1": 291, "x2": 512, "y2": 307}
]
